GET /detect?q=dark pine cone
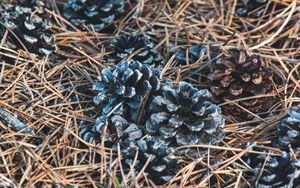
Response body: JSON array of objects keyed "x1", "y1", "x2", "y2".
[
  {"x1": 174, "y1": 44, "x2": 210, "y2": 65},
  {"x1": 1, "y1": 1, "x2": 57, "y2": 57},
  {"x1": 277, "y1": 105, "x2": 300, "y2": 150},
  {"x1": 79, "y1": 115, "x2": 142, "y2": 146},
  {"x1": 244, "y1": 150, "x2": 300, "y2": 187},
  {"x1": 93, "y1": 60, "x2": 161, "y2": 123},
  {"x1": 236, "y1": 0, "x2": 268, "y2": 17},
  {"x1": 208, "y1": 49, "x2": 274, "y2": 117},
  {"x1": 63, "y1": 0, "x2": 127, "y2": 31},
  {"x1": 107, "y1": 33, "x2": 164, "y2": 67},
  {"x1": 122, "y1": 135, "x2": 178, "y2": 184},
  {"x1": 79, "y1": 123, "x2": 98, "y2": 144},
  {"x1": 145, "y1": 80, "x2": 225, "y2": 147},
  {"x1": 80, "y1": 115, "x2": 177, "y2": 185}
]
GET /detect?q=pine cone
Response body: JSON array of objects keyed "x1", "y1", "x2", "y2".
[
  {"x1": 174, "y1": 44, "x2": 208, "y2": 65},
  {"x1": 80, "y1": 115, "x2": 177, "y2": 184},
  {"x1": 108, "y1": 33, "x2": 164, "y2": 67},
  {"x1": 80, "y1": 115, "x2": 143, "y2": 146},
  {"x1": 145, "y1": 80, "x2": 225, "y2": 147},
  {"x1": 93, "y1": 60, "x2": 161, "y2": 122},
  {"x1": 1, "y1": 1, "x2": 57, "y2": 57},
  {"x1": 122, "y1": 135, "x2": 178, "y2": 184},
  {"x1": 79, "y1": 123, "x2": 98, "y2": 144},
  {"x1": 63, "y1": 0, "x2": 127, "y2": 31},
  {"x1": 208, "y1": 49, "x2": 274, "y2": 117},
  {"x1": 236, "y1": 0, "x2": 268, "y2": 17},
  {"x1": 244, "y1": 150, "x2": 300, "y2": 187},
  {"x1": 277, "y1": 105, "x2": 300, "y2": 149}
]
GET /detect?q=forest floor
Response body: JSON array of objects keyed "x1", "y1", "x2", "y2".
[{"x1": 0, "y1": 0, "x2": 299, "y2": 187}]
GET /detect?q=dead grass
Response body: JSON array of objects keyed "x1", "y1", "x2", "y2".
[{"x1": 0, "y1": 0, "x2": 299, "y2": 187}]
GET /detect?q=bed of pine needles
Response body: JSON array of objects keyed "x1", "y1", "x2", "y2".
[{"x1": 0, "y1": 0, "x2": 299, "y2": 187}]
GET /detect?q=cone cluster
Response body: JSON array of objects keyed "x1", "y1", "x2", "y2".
[{"x1": 81, "y1": 57, "x2": 226, "y2": 183}]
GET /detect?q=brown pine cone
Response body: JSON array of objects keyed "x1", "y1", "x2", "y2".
[{"x1": 208, "y1": 49, "x2": 274, "y2": 117}]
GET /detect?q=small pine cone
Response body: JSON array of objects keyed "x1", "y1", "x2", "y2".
[
  {"x1": 122, "y1": 136, "x2": 178, "y2": 184},
  {"x1": 1, "y1": 1, "x2": 57, "y2": 57},
  {"x1": 63, "y1": 0, "x2": 127, "y2": 31},
  {"x1": 145, "y1": 81, "x2": 225, "y2": 147},
  {"x1": 277, "y1": 105, "x2": 300, "y2": 149},
  {"x1": 93, "y1": 60, "x2": 161, "y2": 122},
  {"x1": 108, "y1": 33, "x2": 164, "y2": 67},
  {"x1": 236, "y1": 0, "x2": 268, "y2": 17},
  {"x1": 79, "y1": 115, "x2": 143, "y2": 146},
  {"x1": 173, "y1": 44, "x2": 209, "y2": 65},
  {"x1": 208, "y1": 49, "x2": 274, "y2": 117},
  {"x1": 244, "y1": 150, "x2": 300, "y2": 187}
]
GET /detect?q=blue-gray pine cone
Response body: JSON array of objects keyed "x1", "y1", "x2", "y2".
[
  {"x1": 79, "y1": 115, "x2": 142, "y2": 146},
  {"x1": 174, "y1": 44, "x2": 209, "y2": 65},
  {"x1": 236, "y1": 0, "x2": 268, "y2": 17},
  {"x1": 93, "y1": 60, "x2": 161, "y2": 122},
  {"x1": 79, "y1": 123, "x2": 98, "y2": 144},
  {"x1": 145, "y1": 81, "x2": 225, "y2": 147},
  {"x1": 277, "y1": 105, "x2": 300, "y2": 150},
  {"x1": 1, "y1": 1, "x2": 57, "y2": 57},
  {"x1": 244, "y1": 150, "x2": 300, "y2": 187},
  {"x1": 107, "y1": 33, "x2": 164, "y2": 67},
  {"x1": 63, "y1": 0, "x2": 127, "y2": 31},
  {"x1": 122, "y1": 135, "x2": 178, "y2": 184},
  {"x1": 79, "y1": 115, "x2": 177, "y2": 184}
]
